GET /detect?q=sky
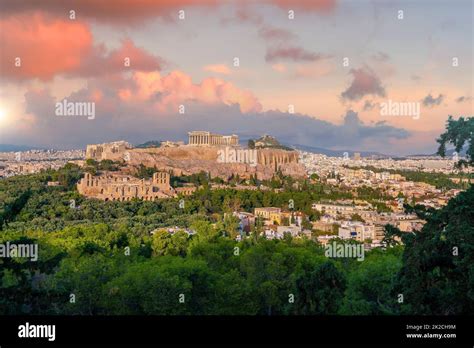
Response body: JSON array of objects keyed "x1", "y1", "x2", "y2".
[{"x1": 0, "y1": 0, "x2": 472, "y2": 155}]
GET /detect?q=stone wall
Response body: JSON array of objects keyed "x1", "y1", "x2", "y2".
[{"x1": 86, "y1": 141, "x2": 132, "y2": 161}]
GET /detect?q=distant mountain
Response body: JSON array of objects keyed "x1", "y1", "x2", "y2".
[
  {"x1": 408, "y1": 147, "x2": 468, "y2": 158},
  {"x1": 443, "y1": 148, "x2": 467, "y2": 156},
  {"x1": 135, "y1": 140, "x2": 162, "y2": 148},
  {"x1": 288, "y1": 143, "x2": 389, "y2": 158},
  {"x1": 0, "y1": 144, "x2": 41, "y2": 152},
  {"x1": 248, "y1": 134, "x2": 294, "y2": 151}
]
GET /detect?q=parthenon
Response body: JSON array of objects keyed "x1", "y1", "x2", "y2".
[{"x1": 188, "y1": 131, "x2": 239, "y2": 146}]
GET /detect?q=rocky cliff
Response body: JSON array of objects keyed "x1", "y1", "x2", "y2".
[{"x1": 123, "y1": 146, "x2": 306, "y2": 180}]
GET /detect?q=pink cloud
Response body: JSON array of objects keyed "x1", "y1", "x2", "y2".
[
  {"x1": 265, "y1": 46, "x2": 327, "y2": 63},
  {"x1": 267, "y1": 0, "x2": 336, "y2": 12},
  {"x1": 271, "y1": 64, "x2": 287, "y2": 73},
  {"x1": 203, "y1": 64, "x2": 232, "y2": 75},
  {"x1": 341, "y1": 67, "x2": 386, "y2": 101},
  {"x1": 90, "y1": 89, "x2": 103, "y2": 102},
  {"x1": 0, "y1": 0, "x2": 219, "y2": 24},
  {"x1": 0, "y1": 13, "x2": 165, "y2": 80},
  {"x1": 258, "y1": 26, "x2": 296, "y2": 42},
  {"x1": 77, "y1": 39, "x2": 165, "y2": 77},
  {"x1": 0, "y1": 13, "x2": 93, "y2": 80},
  {"x1": 121, "y1": 70, "x2": 262, "y2": 113},
  {"x1": 1, "y1": 0, "x2": 336, "y2": 25}
]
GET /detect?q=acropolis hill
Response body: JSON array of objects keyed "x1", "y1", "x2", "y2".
[{"x1": 85, "y1": 132, "x2": 305, "y2": 180}]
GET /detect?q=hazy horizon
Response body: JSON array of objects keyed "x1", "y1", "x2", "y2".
[{"x1": 0, "y1": 0, "x2": 472, "y2": 155}]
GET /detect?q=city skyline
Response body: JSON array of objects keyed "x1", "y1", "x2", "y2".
[
  {"x1": 1, "y1": 2, "x2": 473, "y2": 341},
  {"x1": 0, "y1": 0, "x2": 472, "y2": 155}
]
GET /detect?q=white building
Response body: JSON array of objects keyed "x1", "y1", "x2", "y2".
[{"x1": 338, "y1": 221, "x2": 375, "y2": 242}]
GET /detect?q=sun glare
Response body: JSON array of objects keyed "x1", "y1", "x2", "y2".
[{"x1": 0, "y1": 107, "x2": 7, "y2": 124}]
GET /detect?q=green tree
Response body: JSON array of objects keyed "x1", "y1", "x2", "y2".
[
  {"x1": 340, "y1": 248, "x2": 402, "y2": 315},
  {"x1": 294, "y1": 261, "x2": 346, "y2": 314},
  {"x1": 395, "y1": 186, "x2": 474, "y2": 314},
  {"x1": 437, "y1": 116, "x2": 474, "y2": 167},
  {"x1": 394, "y1": 116, "x2": 474, "y2": 314}
]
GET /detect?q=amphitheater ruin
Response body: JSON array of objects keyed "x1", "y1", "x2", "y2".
[{"x1": 77, "y1": 171, "x2": 195, "y2": 201}]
